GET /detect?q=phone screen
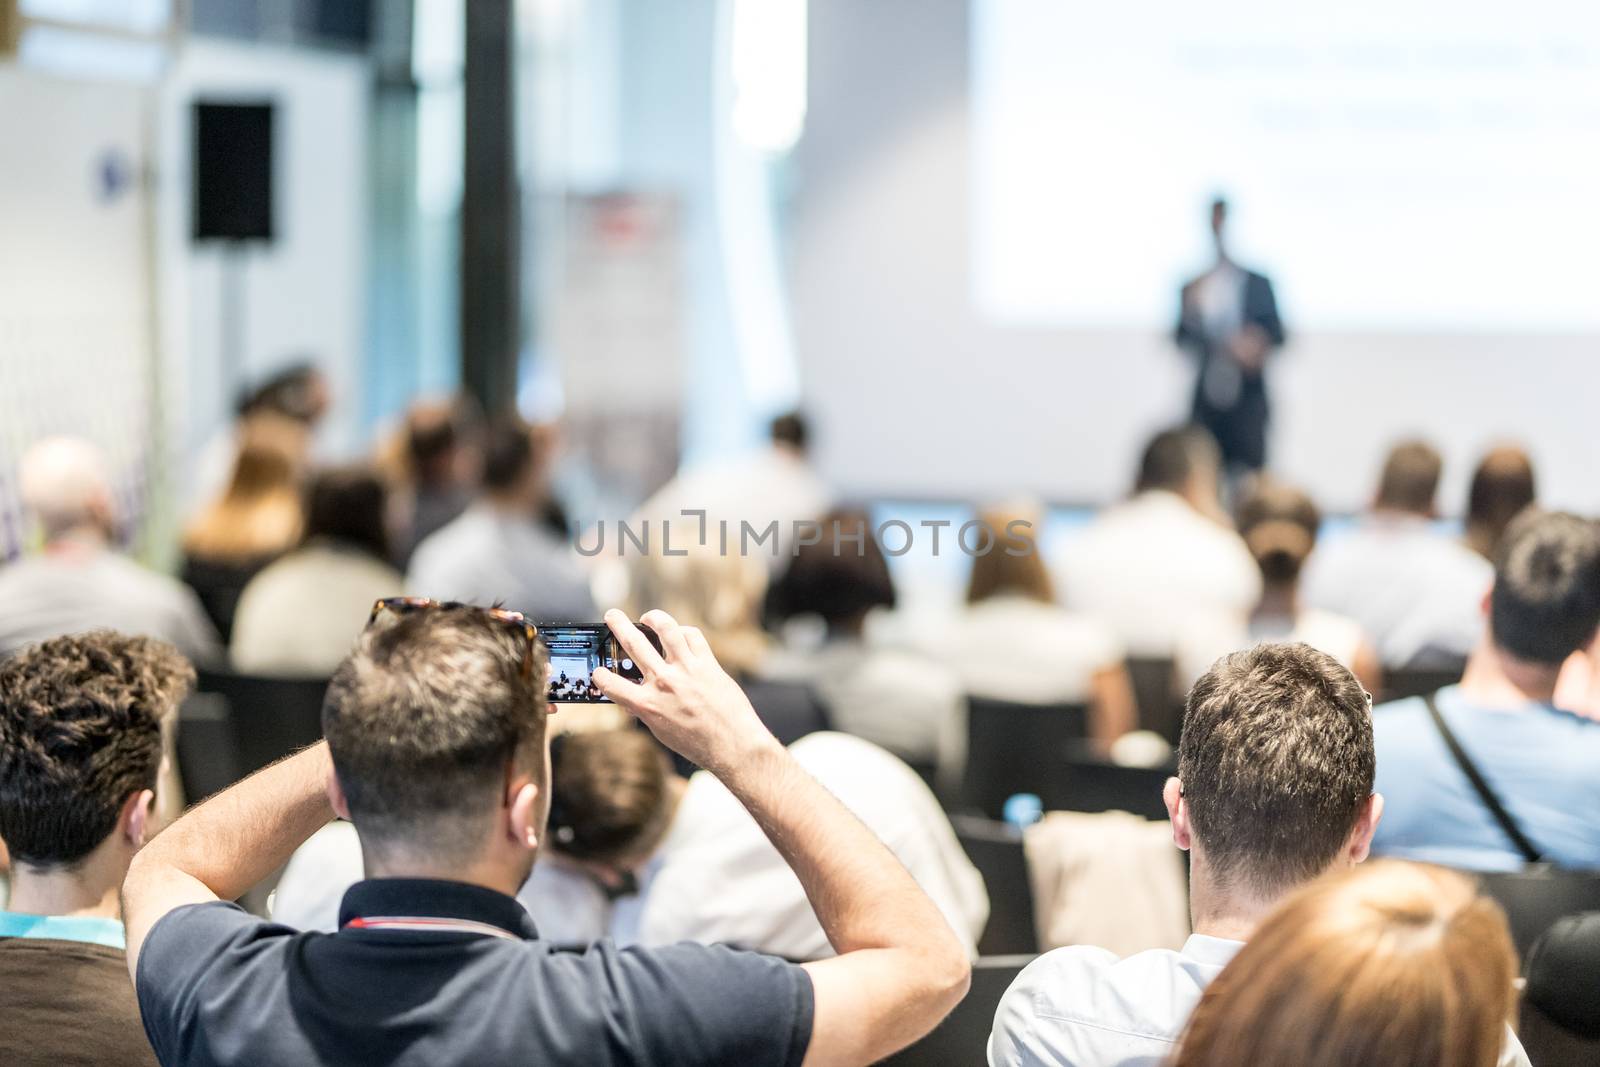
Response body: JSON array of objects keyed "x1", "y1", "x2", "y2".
[{"x1": 542, "y1": 624, "x2": 650, "y2": 704}]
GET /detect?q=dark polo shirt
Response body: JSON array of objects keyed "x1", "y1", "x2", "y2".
[{"x1": 136, "y1": 878, "x2": 813, "y2": 1066}]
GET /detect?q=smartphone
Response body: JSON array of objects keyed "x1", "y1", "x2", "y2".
[{"x1": 543, "y1": 623, "x2": 660, "y2": 704}]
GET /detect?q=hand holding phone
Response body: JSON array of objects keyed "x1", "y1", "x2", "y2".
[{"x1": 543, "y1": 622, "x2": 661, "y2": 704}]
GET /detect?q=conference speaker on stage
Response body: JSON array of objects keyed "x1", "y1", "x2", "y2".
[{"x1": 1175, "y1": 196, "x2": 1285, "y2": 475}]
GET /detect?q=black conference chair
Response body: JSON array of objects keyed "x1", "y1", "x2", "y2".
[
  {"x1": 961, "y1": 696, "x2": 1089, "y2": 818},
  {"x1": 1520, "y1": 911, "x2": 1600, "y2": 1067},
  {"x1": 175, "y1": 692, "x2": 245, "y2": 804},
  {"x1": 193, "y1": 669, "x2": 330, "y2": 782},
  {"x1": 952, "y1": 814, "x2": 1038, "y2": 957},
  {"x1": 1379, "y1": 664, "x2": 1466, "y2": 703},
  {"x1": 1125, "y1": 656, "x2": 1185, "y2": 743},
  {"x1": 1474, "y1": 867, "x2": 1600, "y2": 961},
  {"x1": 878, "y1": 955, "x2": 1036, "y2": 1066},
  {"x1": 1039, "y1": 743, "x2": 1175, "y2": 823}
]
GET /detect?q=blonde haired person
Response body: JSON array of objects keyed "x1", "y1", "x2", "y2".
[
  {"x1": 937, "y1": 508, "x2": 1135, "y2": 748},
  {"x1": 181, "y1": 413, "x2": 307, "y2": 641},
  {"x1": 624, "y1": 545, "x2": 770, "y2": 679},
  {"x1": 1172, "y1": 861, "x2": 1518, "y2": 1067}
]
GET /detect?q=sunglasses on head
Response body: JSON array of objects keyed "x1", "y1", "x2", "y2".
[{"x1": 367, "y1": 596, "x2": 541, "y2": 682}]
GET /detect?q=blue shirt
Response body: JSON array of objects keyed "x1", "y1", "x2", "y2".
[
  {"x1": 1372, "y1": 686, "x2": 1600, "y2": 871},
  {"x1": 0, "y1": 911, "x2": 126, "y2": 948},
  {"x1": 135, "y1": 878, "x2": 813, "y2": 1067}
]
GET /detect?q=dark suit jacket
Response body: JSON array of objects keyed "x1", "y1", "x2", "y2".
[{"x1": 1174, "y1": 267, "x2": 1285, "y2": 393}]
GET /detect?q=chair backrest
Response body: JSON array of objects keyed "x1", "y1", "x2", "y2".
[
  {"x1": 1125, "y1": 656, "x2": 1184, "y2": 743},
  {"x1": 194, "y1": 669, "x2": 329, "y2": 781},
  {"x1": 962, "y1": 696, "x2": 1089, "y2": 818},
  {"x1": 952, "y1": 815, "x2": 1038, "y2": 956},
  {"x1": 1475, "y1": 867, "x2": 1600, "y2": 960},
  {"x1": 175, "y1": 692, "x2": 244, "y2": 804},
  {"x1": 1379, "y1": 665, "x2": 1466, "y2": 703},
  {"x1": 878, "y1": 955, "x2": 1036, "y2": 1066},
  {"x1": 1039, "y1": 749, "x2": 1175, "y2": 824}
]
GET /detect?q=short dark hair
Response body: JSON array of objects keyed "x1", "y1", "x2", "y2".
[
  {"x1": 1179, "y1": 643, "x2": 1374, "y2": 898},
  {"x1": 323, "y1": 607, "x2": 549, "y2": 861},
  {"x1": 548, "y1": 730, "x2": 673, "y2": 865},
  {"x1": 237, "y1": 361, "x2": 323, "y2": 424},
  {"x1": 0, "y1": 632, "x2": 194, "y2": 868},
  {"x1": 770, "y1": 411, "x2": 809, "y2": 452},
  {"x1": 767, "y1": 508, "x2": 896, "y2": 626},
  {"x1": 1466, "y1": 446, "x2": 1536, "y2": 561},
  {"x1": 1237, "y1": 480, "x2": 1321, "y2": 586},
  {"x1": 1374, "y1": 440, "x2": 1442, "y2": 515},
  {"x1": 481, "y1": 417, "x2": 536, "y2": 493},
  {"x1": 1489, "y1": 511, "x2": 1600, "y2": 665},
  {"x1": 305, "y1": 465, "x2": 390, "y2": 561},
  {"x1": 1136, "y1": 426, "x2": 1220, "y2": 495}
]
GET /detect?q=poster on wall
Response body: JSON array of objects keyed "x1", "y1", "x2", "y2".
[{"x1": 546, "y1": 191, "x2": 686, "y2": 529}]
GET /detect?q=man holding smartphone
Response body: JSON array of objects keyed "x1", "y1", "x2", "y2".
[{"x1": 122, "y1": 605, "x2": 969, "y2": 1066}]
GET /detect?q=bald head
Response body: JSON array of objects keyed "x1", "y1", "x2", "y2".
[{"x1": 19, "y1": 437, "x2": 114, "y2": 540}]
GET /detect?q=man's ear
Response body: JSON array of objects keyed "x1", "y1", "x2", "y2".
[
  {"x1": 1164, "y1": 777, "x2": 1191, "y2": 851},
  {"x1": 123, "y1": 789, "x2": 156, "y2": 849},
  {"x1": 1480, "y1": 586, "x2": 1493, "y2": 620},
  {"x1": 327, "y1": 768, "x2": 352, "y2": 822},
  {"x1": 508, "y1": 777, "x2": 541, "y2": 851},
  {"x1": 1347, "y1": 793, "x2": 1384, "y2": 864}
]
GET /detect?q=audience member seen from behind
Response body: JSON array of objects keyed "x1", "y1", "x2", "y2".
[
  {"x1": 186, "y1": 361, "x2": 329, "y2": 517},
  {"x1": 765, "y1": 509, "x2": 965, "y2": 779},
  {"x1": 632, "y1": 410, "x2": 832, "y2": 565},
  {"x1": 272, "y1": 728, "x2": 989, "y2": 962},
  {"x1": 935, "y1": 508, "x2": 1135, "y2": 750},
  {"x1": 1057, "y1": 427, "x2": 1260, "y2": 659},
  {"x1": 987, "y1": 642, "x2": 1529, "y2": 1067},
  {"x1": 122, "y1": 605, "x2": 970, "y2": 1066},
  {"x1": 1302, "y1": 439, "x2": 1491, "y2": 668},
  {"x1": 1465, "y1": 444, "x2": 1537, "y2": 563},
  {"x1": 406, "y1": 415, "x2": 595, "y2": 622},
  {"x1": 1371, "y1": 510, "x2": 1600, "y2": 871},
  {"x1": 391, "y1": 396, "x2": 482, "y2": 567},
  {"x1": 1177, "y1": 480, "x2": 1380, "y2": 691},
  {"x1": 230, "y1": 466, "x2": 403, "y2": 675},
  {"x1": 181, "y1": 413, "x2": 307, "y2": 643},
  {"x1": 0, "y1": 632, "x2": 194, "y2": 1067},
  {"x1": 0, "y1": 437, "x2": 219, "y2": 664},
  {"x1": 1172, "y1": 862, "x2": 1517, "y2": 1067}
]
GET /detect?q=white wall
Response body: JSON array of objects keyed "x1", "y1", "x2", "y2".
[
  {"x1": 792, "y1": 0, "x2": 1600, "y2": 513},
  {"x1": 156, "y1": 39, "x2": 370, "y2": 482}
]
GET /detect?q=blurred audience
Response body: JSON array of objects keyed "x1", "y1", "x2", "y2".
[
  {"x1": 181, "y1": 413, "x2": 307, "y2": 643},
  {"x1": 230, "y1": 467, "x2": 403, "y2": 676},
  {"x1": 123, "y1": 604, "x2": 971, "y2": 1066},
  {"x1": 187, "y1": 362, "x2": 330, "y2": 516},
  {"x1": 406, "y1": 416, "x2": 595, "y2": 621},
  {"x1": 1178, "y1": 480, "x2": 1380, "y2": 691},
  {"x1": 765, "y1": 508, "x2": 965, "y2": 777},
  {"x1": 1303, "y1": 439, "x2": 1491, "y2": 668},
  {"x1": 0, "y1": 438, "x2": 219, "y2": 664},
  {"x1": 1172, "y1": 862, "x2": 1517, "y2": 1067},
  {"x1": 933, "y1": 508, "x2": 1135, "y2": 748},
  {"x1": 990, "y1": 642, "x2": 1528, "y2": 1067},
  {"x1": 0, "y1": 632, "x2": 194, "y2": 1067},
  {"x1": 1057, "y1": 426, "x2": 1260, "y2": 658},
  {"x1": 634, "y1": 411, "x2": 832, "y2": 566},
  {"x1": 275, "y1": 729, "x2": 988, "y2": 962},
  {"x1": 390, "y1": 396, "x2": 482, "y2": 567},
  {"x1": 1372, "y1": 510, "x2": 1600, "y2": 871},
  {"x1": 1464, "y1": 444, "x2": 1537, "y2": 562}
]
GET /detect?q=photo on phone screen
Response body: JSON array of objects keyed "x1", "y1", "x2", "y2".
[{"x1": 542, "y1": 623, "x2": 654, "y2": 704}]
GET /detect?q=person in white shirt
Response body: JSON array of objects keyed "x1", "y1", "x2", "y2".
[
  {"x1": 934, "y1": 508, "x2": 1135, "y2": 749},
  {"x1": 630, "y1": 411, "x2": 832, "y2": 568},
  {"x1": 1176, "y1": 480, "x2": 1379, "y2": 691},
  {"x1": 272, "y1": 729, "x2": 988, "y2": 962},
  {"x1": 987, "y1": 642, "x2": 1529, "y2": 1067},
  {"x1": 231, "y1": 467, "x2": 403, "y2": 675},
  {"x1": 1302, "y1": 439, "x2": 1492, "y2": 668},
  {"x1": 1057, "y1": 428, "x2": 1260, "y2": 658},
  {"x1": 406, "y1": 416, "x2": 595, "y2": 622},
  {"x1": 763, "y1": 509, "x2": 966, "y2": 776}
]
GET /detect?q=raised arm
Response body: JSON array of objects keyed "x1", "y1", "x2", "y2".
[
  {"x1": 122, "y1": 742, "x2": 335, "y2": 979},
  {"x1": 594, "y1": 609, "x2": 970, "y2": 1067}
]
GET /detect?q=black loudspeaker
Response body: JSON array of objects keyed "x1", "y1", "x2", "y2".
[{"x1": 192, "y1": 102, "x2": 275, "y2": 242}]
